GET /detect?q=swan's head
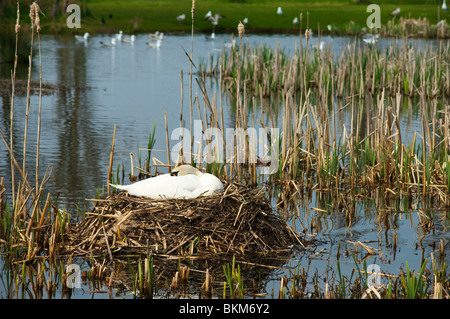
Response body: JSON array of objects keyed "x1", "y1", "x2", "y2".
[{"x1": 170, "y1": 165, "x2": 202, "y2": 177}]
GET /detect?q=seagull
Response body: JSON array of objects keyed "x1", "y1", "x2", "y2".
[
  {"x1": 443, "y1": 0, "x2": 448, "y2": 10},
  {"x1": 148, "y1": 32, "x2": 164, "y2": 41},
  {"x1": 315, "y1": 41, "x2": 326, "y2": 51},
  {"x1": 224, "y1": 39, "x2": 236, "y2": 49},
  {"x1": 100, "y1": 38, "x2": 116, "y2": 47},
  {"x1": 205, "y1": 32, "x2": 215, "y2": 41},
  {"x1": 243, "y1": 17, "x2": 248, "y2": 25},
  {"x1": 115, "y1": 30, "x2": 123, "y2": 41},
  {"x1": 146, "y1": 39, "x2": 162, "y2": 48},
  {"x1": 148, "y1": 31, "x2": 160, "y2": 39},
  {"x1": 390, "y1": 8, "x2": 400, "y2": 17},
  {"x1": 110, "y1": 165, "x2": 224, "y2": 199},
  {"x1": 362, "y1": 34, "x2": 379, "y2": 44},
  {"x1": 176, "y1": 13, "x2": 186, "y2": 24},
  {"x1": 204, "y1": 10, "x2": 212, "y2": 20},
  {"x1": 277, "y1": 7, "x2": 283, "y2": 16},
  {"x1": 293, "y1": 17, "x2": 299, "y2": 26},
  {"x1": 206, "y1": 13, "x2": 224, "y2": 26},
  {"x1": 122, "y1": 35, "x2": 136, "y2": 44},
  {"x1": 75, "y1": 32, "x2": 90, "y2": 42}
]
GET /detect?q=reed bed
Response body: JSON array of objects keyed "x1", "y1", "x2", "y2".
[
  {"x1": 379, "y1": 16, "x2": 450, "y2": 39},
  {"x1": 193, "y1": 35, "x2": 450, "y2": 207},
  {"x1": 216, "y1": 38, "x2": 450, "y2": 99}
]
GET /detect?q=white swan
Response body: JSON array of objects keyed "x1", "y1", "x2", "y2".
[{"x1": 110, "y1": 165, "x2": 224, "y2": 199}]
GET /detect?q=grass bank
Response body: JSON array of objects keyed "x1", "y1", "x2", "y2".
[{"x1": 1, "y1": 0, "x2": 448, "y2": 36}]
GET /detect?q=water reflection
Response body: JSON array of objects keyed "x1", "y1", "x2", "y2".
[{"x1": 50, "y1": 37, "x2": 104, "y2": 204}]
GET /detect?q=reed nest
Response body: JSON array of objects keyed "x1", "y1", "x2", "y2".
[{"x1": 65, "y1": 182, "x2": 306, "y2": 259}]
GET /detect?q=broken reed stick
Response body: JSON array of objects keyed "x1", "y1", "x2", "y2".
[
  {"x1": 164, "y1": 109, "x2": 171, "y2": 170},
  {"x1": 107, "y1": 124, "x2": 116, "y2": 196}
]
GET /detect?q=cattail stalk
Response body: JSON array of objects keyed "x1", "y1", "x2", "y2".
[{"x1": 10, "y1": 2, "x2": 21, "y2": 201}]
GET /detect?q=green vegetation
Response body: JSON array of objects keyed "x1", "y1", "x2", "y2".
[{"x1": 0, "y1": 0, "x2": 448, "y2": 35}]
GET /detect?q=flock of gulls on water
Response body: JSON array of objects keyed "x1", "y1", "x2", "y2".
[{"x1": 74, "y1": 2, "x2": 449, "y2": 49}]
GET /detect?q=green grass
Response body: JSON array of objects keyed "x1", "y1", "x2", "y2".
[{"x1": 1, "y1": 0, "x2": 448, "y2": 35}]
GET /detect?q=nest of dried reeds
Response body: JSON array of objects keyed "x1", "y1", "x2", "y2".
[{"x1": 64, "y1": 182, "x2": 305, "y2": 259}]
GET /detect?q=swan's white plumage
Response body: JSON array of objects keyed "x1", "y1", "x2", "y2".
[{"x1": 110, "y1": 165, "x2": 224, "y2": 199}]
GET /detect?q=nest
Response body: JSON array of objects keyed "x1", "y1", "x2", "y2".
[{"x1": 65, "y1": 182, "x2": 305, "y2": 259}]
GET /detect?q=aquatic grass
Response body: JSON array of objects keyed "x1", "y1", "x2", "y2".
[
  {"x1": 400, "y1": 259, "x2": 429, "y2": 299},
  {"x1": 223, "y1": 255, "x2": 244, "y2": 299}
]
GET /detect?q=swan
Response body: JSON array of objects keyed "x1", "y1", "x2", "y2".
[{"x1": 110, "y1": 165, "x2": 224, "y2": 199}]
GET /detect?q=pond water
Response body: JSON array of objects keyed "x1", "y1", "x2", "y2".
[{"x1": 0, "y1": 33, "x2": 448, "y2": 299}]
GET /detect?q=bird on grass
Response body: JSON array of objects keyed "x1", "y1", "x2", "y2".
[
  {"x1": 277, "y1": 7, "x2": 283, "y2": 16},
  {"x1": 176, "y1": 13, "x2": 186, "y2": 24},
  {"x1": 110, "y1": 165, "x2": 224, "y2": 199},
  {"x1": 443, "y1": 0, "x2": 448, "y2": 11},
  {"x1": 293, "y1": 17, "x2": 299, "y2": 27},
  {"x1": 390, "y1": 8, "x2": 400, "y2": 17},
  {"x1": 75, "y1": 32, "x2": 90, "y2": 42}
]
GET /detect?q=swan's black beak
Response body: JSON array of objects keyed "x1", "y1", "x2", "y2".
[{"x1": 170, "y1": 171, "x2": 179, "y2": 176}]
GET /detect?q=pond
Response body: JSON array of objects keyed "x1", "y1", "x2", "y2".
[{"x1": 0, "y1": 33, "x2": 449, "y2": 299}]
